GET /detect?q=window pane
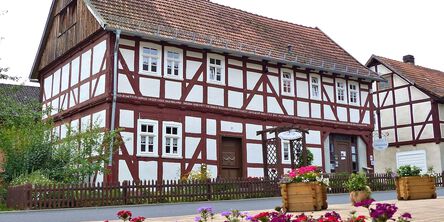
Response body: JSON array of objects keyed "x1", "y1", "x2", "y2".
[
  {"x1": 173, "y1": 138, "x2": 178, "y2": 154},
  {"x1": 172, "y1": 127, "x2": 178, "y2": 135},
  {"x1": 216, "y1": 68, "x2": 222, "y2": 81},
  {"x1": 150, "y1": 48, "x2": 158, "y2": 55},
  {"x1": 210, "y1": 67, "x2": 216, "y2": 80},
  {"x1": 143, "y1": 48, "x2": 150, "y2": 54},
  {"x1": 166, "y1": 127, "x2": 171, "y2": 134},
  {"x1": 215, "y1": 59, "x2": 221, "y2": 66},
  {"x1": 210, "y1": 58, "x2": 215, "y2": 64},
  {"x1": 148, "y1": 125, "x2": 154, "y2": 133},
  {"x1": 143, "y1": 57, "x2": 149, "y2": 71},
  {"x1": 141, "y1": 136, "x2": 146, "y2": 152},
  {"x1": 148, "y1": 144, "x2": 154, "y2": 153},
  {"x1": 141, "y1": 124, "x2": 147, "y2": 132},
  {"x1": 312, "y1": 77, "x2": 318, "y2": 84},
  {"x1": 151, "y1": 58, "x2": 157, "y2": 72}
]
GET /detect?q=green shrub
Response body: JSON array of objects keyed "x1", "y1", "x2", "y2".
[
  {"x1": 343, "y1": 172, "x2": 370, "y2": 192},
  {"x1": 397, "y1": 165, "x2": 421, "y2": 177},
  {"x1": 10, "y1": 171, "x2": 54, "y2": 186}
]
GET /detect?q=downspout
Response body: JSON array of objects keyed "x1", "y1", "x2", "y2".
[{"x1": 108, "y1": 29, "x2": 121, "y2": 176}]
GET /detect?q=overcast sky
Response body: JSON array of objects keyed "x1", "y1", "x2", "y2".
[{"x1": 1, "y1": 0, "x2": 443, "y2": 85}]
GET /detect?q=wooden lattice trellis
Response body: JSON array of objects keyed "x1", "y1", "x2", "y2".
[{"x1": 257, "y1": 125, "x2": 308, "y2": 180}]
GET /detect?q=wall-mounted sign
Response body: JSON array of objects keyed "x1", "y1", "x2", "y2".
[
  {"x1": 278, "y1": 130, "x2": 302, "y2": 141},
  {"x1": 373, "y1": 136, "x2": 389, "y2": 151}
]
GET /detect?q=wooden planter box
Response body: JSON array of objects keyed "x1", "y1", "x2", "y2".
[
  {"x1": 395, "y1": 176, "x2": 436, "y2": 200},
  {"x1": 280, "y1": 182, "x2": 327, "y2": 212}
]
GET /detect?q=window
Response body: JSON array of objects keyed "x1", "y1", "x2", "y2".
[
  {"x1": 164, "y1": 47, "x2": 183, "y2": 79},
  {"x1": 163, "y1": 122, "x2": 182, "y2": 157},
  {"x1": 138, "y1": 120, "x2": 158, "y2": 156},
  {"x1": 349, "y1": 84, "x2": 359, "y2": 104},
  {"x1": 281, "y1": 71, "x2": 294, "y2": 95},
  {"x1": 207, "y1": 54, "x2": 225, "y2": 84},
  {"x1": 282, "y1": 141, "x2": 291, "y2": 163},
  {"x1": 310, "y1": 76, "x2": 320, "y2": 99},
  {"x1": 139, "y1": 42, "x2": 162, "y2": 75},
  {"x1": 336, "y1": 81, "x2": 345, "y2": 102}
]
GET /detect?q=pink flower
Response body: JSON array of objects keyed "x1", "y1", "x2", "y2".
[{"x1": 130, "y1": 216, "x2": 145, "y2": 222}]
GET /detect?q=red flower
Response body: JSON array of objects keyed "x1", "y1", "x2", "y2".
[
  {"x1": 117, "y1": 210, "x2": 132, "y2": 220},
  {"x1": 295, "y1": 214, "x2": 308, "y2": 221},
  {"x1": 253, "y1": 212, "x2": 270, "y2": 220},
  {"x1": 130, "y1": 216, "x2": 145, "y2": 222}
]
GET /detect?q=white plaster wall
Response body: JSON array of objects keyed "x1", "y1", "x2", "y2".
[
  {"x1": 186, "y1": 85, "x2": 203, "y2": 103},
  {"x1": 246, "y1": 143, "x2": 263, "y2": 163},
  {"x1": 247, "y1": 71, "x2": 261, "y2": 90},
  {"x1": 228, "y1": 68, "x2": 243, "y2": 88},
  {"x1": 208, "y1": 87, "x2": 224, "y2": 106},
  {"x1": 94, "y1": 75, "x2": 106, "y2": 97},
  {"x1": 44, "y1": 75, "x2": 52, "y2": 100},
  {"x1": 323, "y1": 137, "x2": 331, "y2": 173},
  {"x1": 139, "y1": 161, "x2": 157, "y2": 181},
  {"x1": 410, "y1": 87, "x2": 429, "y2": 101},
  {"x1": 61, "y1": 64, "x2": 69, "y2": 92},
  {"x1": 246, "y1": 124, "x2": 262, "y2": 140},
  {"x1": 52, "y1": 69, "x2": 60, "y2": 96},
  {"x1": 186, "y1": 51, "x2": 203, "y2": 59},
  {"x1": 80, "y1": 50, "x2": 91, "y2": 81},
  {"x1": 206, "y1": 139, "x2": 217, "y2": 160},
  {"x1": 306, "y1": 130, "x2": 321, "y2": 145},
  {"x1": 119, "y1": 109, "x2": 134, "y2": 128},
  {"x1": 221, "y1": 121, "x2": 243, "y2": 133},
  {"x1": 267, "y1": 75, "x2": 279, "y2": 94},
  {"x1": 357, "y1": 137, "x2": 368, "y2": 172},
  {"x1": 165, "y1": 80, "x2": 182, "y2": 100},
  {"x1": 395, "y1": 105, "x2": 411, "y2": 125},
  {"x1": 394, "y1": 87, "x2": 409, "y2": 104},
  {"x1": 118, "y1": 160, "x2": 133, "y2": 181},
  {"x1": 324, "y1": 105, "x2": 335, "y2": 120},
  {"x1": 71, "y1": 57, "x2": 80, "y2": 86},
  {"x1": 397, "y1": 127, "x2": 412, "y2": 142},
  {"x1": 283, "y1": 99, "x2": 294, "y2": 115},
  {"x1": 247, "y1": 168, "x2": 264, "y2": 177},
  {"x1": 308, "y1": 147, "x2": 322, "y2": 166},
  {"x1": 118, "y1": 74, "x2": 135, "y2": 94},
  {"x1": 246, "y1": 63, "x2": 262, "y2": 70},
  {"x1": 337, "y1": 107, "x2": 348, "y2": 122},
  {"x1": 163, "y1": 162, "x2": 181, "y2": 180},
  {"x1": 376, "y1": 64, "x2": 391, "y2": 75},
  {"x1": 380, "y1": 108, "x2": 394, "y2": 128},
  {"x1": 206, "y1": 119, "x2": 216, "y2": 135},
  {"x1": 228, "y1": 59, "x2": 242, "y2": 66},
  {"x1": 92, "y1": 110, "x2": 107, "y2": 128},
  {"x1": 207, "y1": 165, "x2": 218, "y2": 178},
  {"x1": 393, "y1": 74, "x2": 410, "y2": 87},
  {"x1": 246, "y1": 95, "x2": 263, "y2": 112},
  {"x1": 297, "y1": 101, "x2": 309, "y2": 117},
  {"x1": 79, "y1": 82, "x2": 90, "y2": 103},
  {"x1": 267, "y1": 97, "x2": 283, "y2": 114},
  {"x1": 414, "y1": 124, "x2": 434, "y2": 140},
  {"x1": 324, "y1": 85, "x2": 334, "y2": 101},
  {"x1": 185, "y1": 137, "x2": 200, "y2": 158},
  {"x1": 120, "y1": 39, "x2": 135, "y2": 47},
  {"x1": 186, "y1": 61, "x2": 202, "y2": 79},
  {"x1": 121, "y1": 132, "x2": 134, "y2": 155},
  {"x1": 350, "y1": 108, "x2": 360, "y2": 123},
  {"x1": 139, "y1": 77, "x2": 159, "y2": 97},
  {"x1": 120, "y1": 48, "x2": 135, "y2": 72},
  {"x1": 228, "y1": 91, "x2": 243, "y2": 108},
  {"x1": 311, "y1": 103, "x2": 321, "y2": 118},
  {"x1": 93, "y1": 40, "x2": 107, "y2": 74},
  {"x1": 185, "y1": 116, "x2": 201, "y2": 133},
  {"x1": 296, "y1": 80, "x2": 308, "y2": 98}
]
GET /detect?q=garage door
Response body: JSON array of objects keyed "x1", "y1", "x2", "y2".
[{"x1": 396, "y1": 150, "x2": 427, "y2": 173}]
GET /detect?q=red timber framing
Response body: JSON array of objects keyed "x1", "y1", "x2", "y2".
[
  {"x1": 372, "y1": 65, "x2": 444, "y2": 147},
  {"x1": 37, "y1": 31, "x2": 376, "y2": 183}
]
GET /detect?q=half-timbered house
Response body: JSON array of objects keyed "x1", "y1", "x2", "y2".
[
  {"x1": 368, "y1": 55, "x2": 444, "y2": 173},
  {"x1": 30, "y1": 0, "x2": 382, "y2": 183}
]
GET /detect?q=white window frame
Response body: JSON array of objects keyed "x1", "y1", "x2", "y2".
[
  {"x1": 162, "y1": 121, "x2": 182, "y2": 158},
  {"x1": 139, "y1": 42, "x2": 162, "y2": 76},
  {"x1": 281, "y1": 69, "x2": 294, "y2": 96},
  {"x1": 137, "y1": 119, "x2": 159, "y2": 157},
  {"x1": 163, "y1": 46, "x2": 183, "y2": 80},
  {"x1": 349, "y1": 82, "x2": 360, "y2": 105},
  {"x1": 281, "y1": 140, "x2": 291, "y2": 164},
  {"x1": 336, "y1": 80, "x2": 346, "y2": 103},
  {"x1": 207, "y1": 53, "x2": 225, "y2": 85},
  {"x1": 310, "y1": 75, "x2": 321, "y2": 100}
]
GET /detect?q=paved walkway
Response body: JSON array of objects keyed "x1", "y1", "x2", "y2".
[{"x1": 0, "y1": 188, "x2": 442, "y2": 222}]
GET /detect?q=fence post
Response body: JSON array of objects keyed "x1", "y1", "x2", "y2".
[
  {"x1": 122, "y1": 181, "x2": 128, "y2": 205},
  {"x1": 206, "y1": 179, "x2": 212, "y2": 201},
  {"x1": 442, "y1": 171, "x2": 444, "y2": 187}
]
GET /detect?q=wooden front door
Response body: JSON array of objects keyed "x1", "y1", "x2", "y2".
[
  {"x1": 220, "y1": 137, "x2": 243, "y2": 178},
  {"x1": 333, "y1": 140, "x2": 352, "y2": 173}
]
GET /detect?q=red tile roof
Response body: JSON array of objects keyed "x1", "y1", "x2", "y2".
[
  {"x1": 87, "y1": 0, "x2": 380, "y2": 80},
  {"x1": 372, "y1": 55, "x2": 444, "y2": 98}
]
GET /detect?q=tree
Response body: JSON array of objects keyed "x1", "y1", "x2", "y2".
[{"x1": 0, "y1": 84, "x2": 120, "y2": 184}]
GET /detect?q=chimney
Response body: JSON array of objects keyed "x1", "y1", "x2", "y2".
[{"x1": 403, "y1": 55, "x2": 415, "y2": 65}]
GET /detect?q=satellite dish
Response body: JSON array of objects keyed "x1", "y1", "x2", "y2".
[{"x1": 278, "y1": 130, "x2": 302, "y2": 140}]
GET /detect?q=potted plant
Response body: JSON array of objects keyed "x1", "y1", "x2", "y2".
[
  {"x1": 279, "y1": 166, "x2": 329, "y2": 212},
  {"x1": 395, "y1": 165, "x2": 436, "y2": 200},
  {"x1": 344, "y1": 172, "x2": 372, "y2": 205}
]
